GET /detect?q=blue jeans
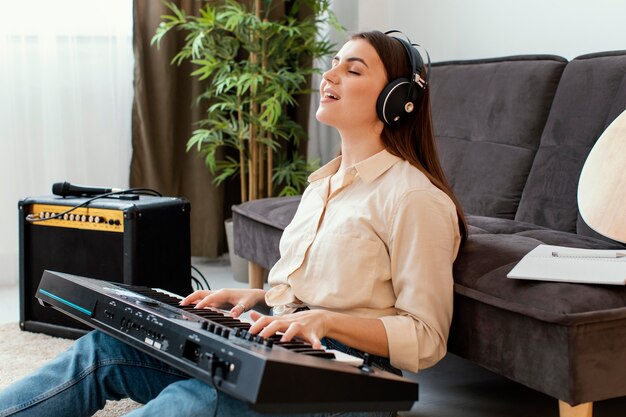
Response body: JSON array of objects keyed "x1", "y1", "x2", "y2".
[{"x1": 0, "y1": 331, "x2": 396, "y2": 417}]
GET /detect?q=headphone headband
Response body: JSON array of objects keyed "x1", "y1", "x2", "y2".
[{"x1": 384, "y1": 30, "x2": 431, "y2": 89}]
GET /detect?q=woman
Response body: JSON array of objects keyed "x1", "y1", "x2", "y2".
[{"x1": 0, "y1": 30, "x2": 466, "y2": 417}]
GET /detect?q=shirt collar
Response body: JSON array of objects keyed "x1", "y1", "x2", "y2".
[
  {"x1": 354, "y1": 148, "x2": 402, "y2": 184},
  {"x1": 308, "y1": 149, "x2": 401, "y2": 184},
  {"x1": 308, "y1": 155, "x2": 342, "y2": 183}
]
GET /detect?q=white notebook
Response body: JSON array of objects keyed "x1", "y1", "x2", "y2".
[{"x1": 507, "y1": 244, "x2": 626, "y2": 285}]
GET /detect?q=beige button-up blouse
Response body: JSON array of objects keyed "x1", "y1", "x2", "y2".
[{"x1": 265, "y1": 149, "x2": 461, "y2": 372}]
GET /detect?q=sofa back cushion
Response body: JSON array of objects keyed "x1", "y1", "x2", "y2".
[
  {"x1": 430, "y1": 55, "x2": 566, "y2": 219},
  {"x1": 515, "y1": 51, "x2": 626, "y2": 235}
]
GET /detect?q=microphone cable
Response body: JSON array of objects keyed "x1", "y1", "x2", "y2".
[{"x1": 25, "y1": 188, "x2": 162, "y2": 223}]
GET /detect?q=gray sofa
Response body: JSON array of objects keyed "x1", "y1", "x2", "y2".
[{"x1": 232, "y1": 51, "x2": 626, "y2": 417}]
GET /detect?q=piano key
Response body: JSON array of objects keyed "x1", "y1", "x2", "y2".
[{"x1": 301, "y1": 351, "x2": 336, "y2": 359}]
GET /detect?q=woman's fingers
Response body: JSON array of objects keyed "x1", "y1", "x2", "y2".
[
  {"x1": 279, "y1": 322, "x2": 303, "y2": 342},
  {"x1": 180, "y1": 290, "x2": 212, "y2": 306},
  {"x1": 229, "y1": 302, "x2": 248, "y2": 318},
  {"x1": 280, "y1": 322, "x2": 321, "y2": 348},
  {"x1": 180, "y1": 289, "x2": 228, "y2": 309},
  {"x1": 249, "y1": 310, "x2": 264, "y2": 322},
  {"x1": 248, "y1": 312, "x2": 273, "y2": 334},
  {"x1": 184, "y1": 288, "x2": 265, "y2": 312},
  {"x1": 249, "y1": 312, "x2": 323, "y2": 349},
  {"x1": 195, "y1": 292, "x2": 226, "y2": 309}
]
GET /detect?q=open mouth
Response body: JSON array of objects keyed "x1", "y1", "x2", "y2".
[{"x1": 323, "y1": 91, "x2": 340, "y2": 100}]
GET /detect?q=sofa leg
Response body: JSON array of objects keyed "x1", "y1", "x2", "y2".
[
  {"x1": 558, "y1": 401, "x2": 592, "y2": 417},
  {"x1": 248, "y1": 261, "x2": 266, "y2": 289}
]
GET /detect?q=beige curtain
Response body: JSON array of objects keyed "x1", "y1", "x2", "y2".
[{"x1": 131, "y1": 0, "x2": 226, "y2": 258}]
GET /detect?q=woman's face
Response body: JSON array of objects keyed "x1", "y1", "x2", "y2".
[{"x1": 315, "y1": 39, "x2": 388, "y2": 132}]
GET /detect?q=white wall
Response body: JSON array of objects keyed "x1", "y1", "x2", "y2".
[
  {"x1": 0, "y1": 0, "x2": 133, "y2": 286},
  {"x1": 307, "y1": 0, "x2": 626, "y2": 163},
  {"x1": 339, "y1": 0, "x2": 626, "y2": 62}
]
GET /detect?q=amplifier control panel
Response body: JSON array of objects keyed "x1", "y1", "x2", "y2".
[{"x1": 24, "y1": 204, "x2": 124, "y2": 233}]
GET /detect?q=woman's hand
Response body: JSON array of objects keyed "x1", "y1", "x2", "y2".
[
  {"x1": 180, "y1": 288, "x2": 267, "y2": 318},
  {"x1": 248, "y1": 309, "x2": 331, "y2": 349}
]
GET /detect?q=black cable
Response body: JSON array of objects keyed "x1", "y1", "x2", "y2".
[
  {"x1": 191, "y1": 265, "x2": 211, "y2": 291},
  {"x1": 191, "y1": 276, "x2": 202, "y2": 291},
  {"x1": 122, "y1": 188, "x2": 162, "y2": 197},
  {"x1": 25, "y1": 188, "x2": 162, "y2": 223},
  {"x1": 204, "y1": 354, "x2": 220, "y2": 417},
  {"x1": 212, "y1": 386, "x2": 221, "y2": 417}
]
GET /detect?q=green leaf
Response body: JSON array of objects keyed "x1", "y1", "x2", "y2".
[{"x1": 153, "y1": 0, "x2": 341, "y2": 200}]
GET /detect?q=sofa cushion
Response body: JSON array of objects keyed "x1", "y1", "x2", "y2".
[
  {"x1": 516, "y1": 51, "x2": 626, "y2": 235},
  {"x1": 466, "y1": 214, "x2": 549, "y2": 234},
  {"x1": 430, "y1": 55, "x2": 566, "y2": 219},
  {"x1": 453, "y1": 232, "x2": 626, "y2": 326},
  {"x1": 232, "y1": 196, "x2": 301, "y2": 270}
]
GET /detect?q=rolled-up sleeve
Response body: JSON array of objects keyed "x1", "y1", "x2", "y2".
[{"x1": 379, "y1": 188, "x2": 460, "y2": 372}]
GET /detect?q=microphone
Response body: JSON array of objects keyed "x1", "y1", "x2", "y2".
[{"x1": 52, "y1": 181, "x2": 123, "y2": 197}]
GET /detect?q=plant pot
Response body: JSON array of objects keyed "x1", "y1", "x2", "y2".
[{"x1": 224, "y1": 218, "x2": 250, "y2": 283}]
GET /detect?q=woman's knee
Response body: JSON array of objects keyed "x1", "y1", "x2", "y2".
[
  {"x1": 126, "y1": 379, "x2": 219, "y2": 416},
  {"x1": 70, "y1": 331, "x2": 139, "y2": 364}
]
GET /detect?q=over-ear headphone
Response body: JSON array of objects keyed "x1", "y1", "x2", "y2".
[{"x1": 376, "y1": 30, "x2": 431, "y2": 127}]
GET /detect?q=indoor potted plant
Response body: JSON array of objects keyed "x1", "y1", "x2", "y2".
[{"x1": 152, "y1": 0, "x2": 341, "y2": 281}]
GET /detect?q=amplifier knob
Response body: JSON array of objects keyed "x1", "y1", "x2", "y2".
[
  {"x1": 63, "y1": 213, "x2": 69, "y2": 220},
  {"x1": 81, "y1": 215, "x2": 87, "y2": 222},
  {"x1": 94, "y1": 217, "x2": 101, "y2": 223},
  {"x1": 69, "y1": 214, "x2": 75, "y2": 221}
]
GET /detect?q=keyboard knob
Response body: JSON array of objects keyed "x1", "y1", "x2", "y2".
[{"x1": 222, "y1": 329, "x2": 230, "y2": 338}]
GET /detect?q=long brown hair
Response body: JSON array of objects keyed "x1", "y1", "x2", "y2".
[{"x1": 353, "y1": 31, "x2": 468, "y2": 242}]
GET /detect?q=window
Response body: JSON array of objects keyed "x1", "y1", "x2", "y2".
[{"x1": 0, "y1": 0, "x2": 133, "y2": 285}]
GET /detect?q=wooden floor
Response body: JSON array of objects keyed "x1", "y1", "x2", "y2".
[{"x1": 404, "y1": 353, "x2": 625, "y2": 417}]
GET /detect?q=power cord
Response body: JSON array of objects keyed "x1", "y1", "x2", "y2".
[
  {"x1": 205, "y1": 353, "x2": 221, "y2": 417},
  {"x1": 25, "y1": 188, "x2": 162, "y2": 223},
  {"x1": 191, "y1": 265, "x2": 211, "y2": 291}
]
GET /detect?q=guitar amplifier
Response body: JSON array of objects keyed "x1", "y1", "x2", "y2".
[{"x1": 18, "y1": 195, "x2": 192, "y2": 338}]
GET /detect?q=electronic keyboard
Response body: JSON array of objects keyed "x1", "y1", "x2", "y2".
[{"x1": 35, "y1": 270, "x2": 419, "y2": 412}]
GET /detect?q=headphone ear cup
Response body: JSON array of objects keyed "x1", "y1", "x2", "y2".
[{"x1": 376, "y1": 77, "x2": 422, "y2": 126}]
